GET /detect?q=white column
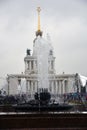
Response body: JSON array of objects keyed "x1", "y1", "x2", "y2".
[
  {"x1": 61, "y1": 81, "x2": 63, "y2": 94},
  {"x1": 57, "y1": 81, "x2": 59, "y2": 95},
  {"x1": 26, "y1": 80, "x2": 28, "y2": 94},
  {"x1": 62, "y1": 80, "x2": 65, "y2": 94},
  {"x1": 33, "y1": 61, "x2": 35, "y2": 71},
  {"x1": 51, "y1": 61, "x2": 53, "y2": 70},
  {"x1": 31, "y1": 81, "x2": 33, "y2": 95},
  {"x1": 29, "y1": 61, "x2": 31, "y2": 71},
  {"x1": 50, "y1": 61, "x2": 51, "y2": 70},
  {"x1": 35, "y1": 61, "x2": 37, "y2": 71},
  {"x1": 51, "y1": 81, "x2": 54, "y2": 94},
  {"x1": 58, "y1": 81, "x2": 61, "y2": 94},
  {"x1": 55, "y1": 81, "x2": 58, "y2": 95},
  {"x1": 25, "y1": 61, "x2": 28, "y2": 70},
  {"x1": 28, "y1": 81, "x2": 30, "y2": 94},
  {"x1": 27, "y1": 61, "x2": 29, "y2": 70},
  {"x1": 54, "y1": 81, "x2": 56, "y2": 95},
  {"x1": 53, "y1": 60, "x2": 55, "y2": 70}
]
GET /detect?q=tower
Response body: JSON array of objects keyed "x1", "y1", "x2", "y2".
[{"x1": 24, "y1": 7, "x2": 55, "y2": 75}]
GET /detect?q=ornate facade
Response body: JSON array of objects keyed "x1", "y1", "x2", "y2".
[{"x1": 7, "y1": 36, "x2": 76, "y2": 96}]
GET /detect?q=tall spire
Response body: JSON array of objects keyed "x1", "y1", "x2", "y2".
[
  {"x1": 37, "y1": 7, "x2": 41, "y2": 31},
  {"x1": 36, "y1": 7, "x2": 42, "y2": 37}
]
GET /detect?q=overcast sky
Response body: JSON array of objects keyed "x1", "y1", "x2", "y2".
[{"x1": 0, "y1": 0, "x2": 87, "y2": 87}]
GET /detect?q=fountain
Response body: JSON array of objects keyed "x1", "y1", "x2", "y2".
[
  {"x1": 10, "y1": 7, "x2": 73, "y2": 112},
  {"x1": 35, "y1": 36, "x2": 50, "y2": 92}
]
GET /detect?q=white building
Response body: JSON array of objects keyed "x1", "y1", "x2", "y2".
[{"x1": 7, "y1": 8, "x2": 87, "y2": 96}]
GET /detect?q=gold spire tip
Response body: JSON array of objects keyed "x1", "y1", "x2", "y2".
[{"x1": 37, "y1": 7, "x2": 41, "y2": 31}]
